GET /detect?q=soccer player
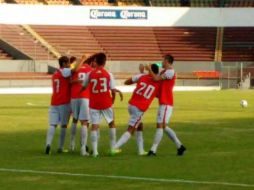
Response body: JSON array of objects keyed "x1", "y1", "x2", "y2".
[
  {"x1": 111, "y1": 64, "x2": 160, "y2": 155},
  {"x1": 146, "y1": 54, "x2": 186, "y2": 156},
  {"x1": 45, "y1": 55, "x2": 85, "y2": 155},
  {"x1": 69, "y1": 54, "x2": 97, "y2": 156},
  {"x1": 81, "y1": 53, "x2": 120, "y2": 157}
]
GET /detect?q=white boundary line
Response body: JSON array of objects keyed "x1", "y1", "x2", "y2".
[{"x1": 0, "y1": 168, "x2": 253, "y2": 188}]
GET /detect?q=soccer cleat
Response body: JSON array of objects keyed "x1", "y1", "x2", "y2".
[
  {"x1": 86, "y1": 145, "x2": 89, "y2": 153},
  {"x1": 92, "y1": 154, "x2": 99, "y2": 158},
  {"x1": 138, "y1": 151, "x2": 148, "y2": 156},
  {"x1": 147, "y1": 150, "x2": 156, "y2": 156},
  {"x1": 81, "y1": 145, "x2": 90, "y2": 156},
  {"x1": 57, "y1": 148, "x2": 69, "y2": 153},
  {"x1": 45, "y1": 145, "x2": 51, "y2": 155},
  {"x1": 110, "y1": 148, "x2": 122, "y2": 156},
  {"x1": 69, "y1": 143, "x2": 75, "y2": 152},
  {"x1": 177, "y1": 145, "x2": 186, "y2": 156}
]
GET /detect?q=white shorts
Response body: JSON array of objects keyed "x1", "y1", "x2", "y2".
[
  {"x1": 157, "y1": 105, "x2": 173, "y2": 124},
  {"x1": 90, "y1": 107, "x2": 114, "y2": 125},
  {"x1": 71, "y1": 98, "x2": 90, "y2": 121},
  {"x1": 128, "y1": 104, "x2": 144, "y2": 128},
  {"x1": 49, "y1": 104, "x2": 71, "y2": 126}
]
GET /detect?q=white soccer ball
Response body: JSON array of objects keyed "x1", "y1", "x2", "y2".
[{"x1": 240, "y1": 100, "x2": 248, "y2": 108}]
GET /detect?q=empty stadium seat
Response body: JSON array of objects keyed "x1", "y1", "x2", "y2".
[
  {"x1": 46, "y1": 0, "x2": 70, "y2": 5},
  {"x1": 118, "y1": 0, "x2": 145, "y2": 6},
  {"x1": 80, "y1": 0, "x2": 112, "y2": 6},
  {"x1": 0, "y1": 24, "x2": 55, "y2": 60},
  {"x1": 222, "y1": 28, "x2": 254, "y2": 61},
  {"x1": 15, "y1": 0, "x2": 43, "y2": 4},
  {"x1": 0, "y1": 48, "x2": 13, "y2": 60}
]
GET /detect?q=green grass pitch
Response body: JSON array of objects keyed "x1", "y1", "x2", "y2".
[{"x1": 0, "y1": 90, "x2": 254, "y2": 190}]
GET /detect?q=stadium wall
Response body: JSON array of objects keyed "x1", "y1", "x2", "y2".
[
  {"x1": 0, "y1": 60, "x2": 218, "y2": 73},
  {"x1": 0, "y1": 4, "x2": 253, "y2": 27}
]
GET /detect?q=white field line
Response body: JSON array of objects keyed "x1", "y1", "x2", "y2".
[{"x1": 0, "y1": 168, "x2": 253, "y2": 188}]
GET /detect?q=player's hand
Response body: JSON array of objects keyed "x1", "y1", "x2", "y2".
[
  {"x1": 139, "y1": 64, "x2": 145, "y2": 74},
  {"x1": 118, "y1": 90, "x2": 123, "y2": 101},
  {"x1": 144, "y1": 64, "x2": 151, "y2": 71}
]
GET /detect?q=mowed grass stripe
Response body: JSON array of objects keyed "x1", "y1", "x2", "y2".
[{"x1": 0, "y1": 168, "x2": 254, "y2": 188}]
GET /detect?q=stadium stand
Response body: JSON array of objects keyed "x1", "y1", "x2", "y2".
[
  {"x1": 31, "y1": 25, "x2": 104, "y2": 58},
  {"x1": 0, "y1": 48, "x2": 13, "y2": 60},
  {"x1": 0, "y1": 24, "x2": 55, "y2": 60},
  {"x1": 45, "y1": 0, "x2": 70, "y2": 5},
  {"x1": 80, "y1": 0, "x2": 112, "y2": 6},
  {"x1": 222, "y1": 27, "x2": 254, "y2": 61},
  {"x1": 14, "y1": 0, "x2": 44, "y2": 4},
  {"x1": 223, "y1": 0, "x2": 254, "y2": 7},
  {"x1": 31, "y1": 26, "x2": 216, "y2": 61},
  {"x1": 153, "y1": 27, "x2": 216, "y2": 61},
  {"x1": 117, "y1": 0, "x2": 145, "y2": 6}
]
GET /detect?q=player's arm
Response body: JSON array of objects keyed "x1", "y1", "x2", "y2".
[
  {"x1": 80, "y1": 72, "x2": 90, "y2": 93},
  {"x1": 125, "y1": 74, "x2": 144, "y2": 85},
  {"x1": 109, "y1": 73, "x2": 123, "y2": 103},
  {"x1": 145, "y1": 64, "x2": 163, "y2": 81},
  {"x1": 124, "y1": 78, "x2": 134, "y2": 85},
  {"x1": 71, "y1": 54, "x2": 88, "y2": 73}
]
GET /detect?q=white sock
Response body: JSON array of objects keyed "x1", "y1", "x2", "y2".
[
  {"x1": 164, "y1": 126, "x2": 182, "y2": 149},
  {"x1": 91, "y1": 130, "x2": 98, "y2": 156},
  {"x1": 109, "y1": 128, "x2": 116, "y2": 149},
  {"x1": 70, "y1": 123, "x2": 77, "y2": 149},
  {"x1": 136, "y1": 131, "x2": 145, "y2": 154},
  {"x1": 59, "y1": 127, "x2": 67, "y2": 150},
  {"x1": 150, "y1": 128, "x2": 163, "y2": 153},
  {"x1": 81, "y1": 125, "x2": 88, "y2": 148},
  {"x1": 114, "y1": 131, "x2": 131, "y2": 149},
  {"x1": 46, "y1": 125, "x2": 56, "y2": 146}
]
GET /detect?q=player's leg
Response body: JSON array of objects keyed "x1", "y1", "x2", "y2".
[
  {"x1": 45, "y1": 106, "x2": 59, "y2": 154},
  {"x1": 70, "y1": 99, "x2": 79, "y2": 151},
  {"x1": 79, "y1": 98, "x2": 90, "y2": 156},
  {"x1": 148, "y1": 105, "x2": 166, "y2": 156},
  {"x1": 102, "y1": 108, "x2": 116, "y2": 149},
  {"x1": 58, "y1": 104, "x2": 71, "y2": 153},
  {"x1": 136, "y1": 122, "x2": 147, "y2": 155},
  {"x1": 90, "y1": 108, "x2": 101, "y2": 157},
  {"x1": 112, "y1": 105, "x2": 143, "y2": 154},
  {"x1": 162, "y1": 106, "x2": 186, "y2": 155}
]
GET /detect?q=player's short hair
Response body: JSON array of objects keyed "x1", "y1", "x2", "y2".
[
  {"x1": 84, "y1": 54, "x2": 96, "y2": 65},
  {"x1": 95, "y1": 53, "x2": 106, "y2": 66},
  {"x1": 151, "y1": 64, "x2": 159, "y2": 74},
  {"x1": 70, "y1": 56, "x2": 77, "y2": 64},
  {"x1": 164, "y1": 54, "x2": 174, "y2": 64},
  {"x1": 58, "y1": 56, "x2": 69, "y2": 67}
]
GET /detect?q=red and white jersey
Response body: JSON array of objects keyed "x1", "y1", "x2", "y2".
[
  {"x1": 83, "y1": 67, "x2": 115, "y2": 110},
  {"x1": 71, "y1": 64, "x2": 92, "y2": 99},
  {"x1": 158, "y1": 69, "x2": 176, "y2": 106},
  {"x1": 51, "y1": 68, "x2": 71, "y2": 106},
  {"x1": 129, "y1": 74, "x2": 160, "y2": 112}
]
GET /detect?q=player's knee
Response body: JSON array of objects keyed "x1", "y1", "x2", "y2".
[
  {"x1": 137, "y1": 124, "x2": 143, "y2": 131},
  {"x1": 72, "y1": 118, "x2": 78, "y2": 123},
  {"x1": 157, "y1": 123, "x2": 164, "y2": 129},
  {"x1": 127, "y1": 127, "x2": 135, "y2": 135},
  {"x1": 108, "y1": 121, "x2": 115, "y2": 128}
]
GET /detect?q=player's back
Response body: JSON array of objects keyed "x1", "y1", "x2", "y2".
[
  {"x1": 51, "y1": 69, "x2": 71, "y2": 106},
  {"x1": 159, "y1": 69, "x2": 176, "y2": 106},
  {"x1": 89, "y1": 67, "x2": 114, "y2": 110},
  {"x1": 129, "y1": 74, "x2": 160, "y2": 112},
  {"x1": 71, "y1": 64, "x2": 92, "y2": 99}
]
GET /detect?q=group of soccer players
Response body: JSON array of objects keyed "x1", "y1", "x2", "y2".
[{"x1": 45, "y1": 52, "x2": 186, "y2": 157}]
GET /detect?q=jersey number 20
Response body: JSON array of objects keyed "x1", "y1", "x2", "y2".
[{"x1": 136, "y1": 82, "x2": 155, "y2": 99}]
